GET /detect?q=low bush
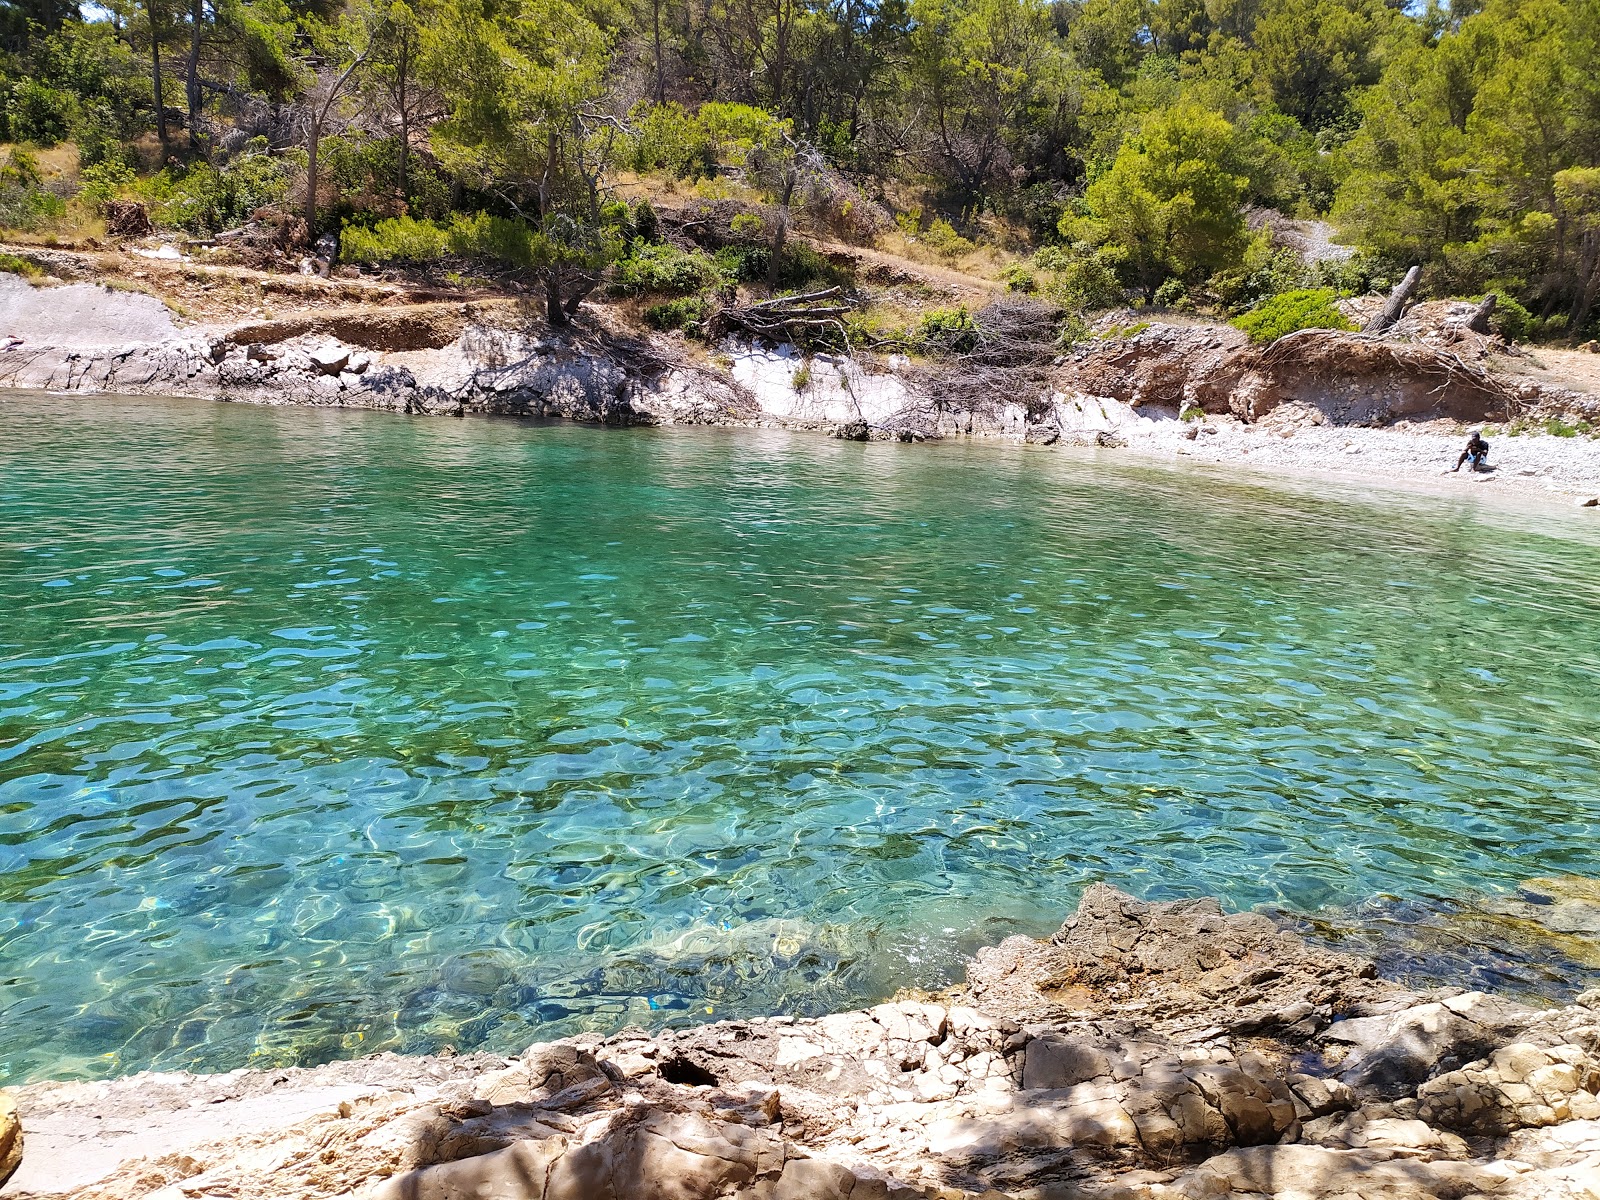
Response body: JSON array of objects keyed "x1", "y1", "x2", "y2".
[
  {"x1": 1480, "y1": 290, "x2": 1532, "y2": 342},
  {"x1": 632, "y1": 198, "x2": 660, "y2": 242},
  {"x1": 920, "y1": 218, "x2": 974, "y2": 260},
  {"x1": 643, "y1": 295, "x2": 710, "y2": 334},
  {"x1": 1002, "y1": 263, "x2": 1037, "y2": 293},
  {"x1": 729, "y1": 211, "x2": 765, "y2": 239},
  {"x1": 341, "y1": 214, "x2": 451, "y2": 264},
  {"x1": 1232, "y1": 288, "x2": 1353, "y2": 344},
  {"x1": 78, "y1": 159, "x2": 136, "y2": 208},
  {"x1": 8, "y1": 80, "x2": 76, "y2": 146},
  {"x1": 627, "y1": 101, "x2": 716, "y2": 179},
  {"x1": 140, "y1": 153, "x2": 294, "y2": 233},
  {"x1": 447, "y1": 212, "x2": 539, "y2": 266},
  {"x1": 0, "y1": 251, "x2": 43, "y2": 277},
  {"x1": 0, "y1": 149, "x2": 67, "y2": 231},
  {"x1": 1034, "y1": 244, "x2": 1126, "y2": 310},
  {"x1": 611, "y1": 240, "x2": 722, "y2": 295}
]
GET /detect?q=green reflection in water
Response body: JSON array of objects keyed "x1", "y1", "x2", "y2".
[{"x1": 2, "y1": 392, "x2": 1598, "y2": 1084}]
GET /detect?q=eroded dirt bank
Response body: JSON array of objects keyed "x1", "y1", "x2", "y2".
[{"x1": 4, "y1": 885, "x2": 1598, "y2": 1200}]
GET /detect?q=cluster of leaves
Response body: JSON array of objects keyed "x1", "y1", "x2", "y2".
[
  {"x1": 136, "y1": 150, "x2": 296, "y2": 232},
  {"x1": 0, "y1": 251, "x2": 44, "y2": 277}
]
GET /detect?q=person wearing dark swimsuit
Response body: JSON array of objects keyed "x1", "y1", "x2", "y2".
[{"x1": 1453, "y1": 430, "x2": 1489, "y2": 472}]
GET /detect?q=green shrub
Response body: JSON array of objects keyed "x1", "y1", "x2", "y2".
[
  {"x1": 1035, "y1": 244, "x2": 1126, "y2": 310},
  {"x1": 627, "y1": 102, "x2": 715, "y2": 178},
  {"x1": 921, "y1": 218, "x2": 974, "y2": 260},
  {"x1": 341, "y1": 215, "x2": 451, "y2": 264},
  {"x1": 916, "y1": 306, "x2": 979, "y2": 353},
  {"x1": 1153, "y1": 277, "x2": 1188, "y2": 308},
  {"x1": 1528, "y1": 314, "x2": 1567, "y2": 342},
  {"x1": 713, "y1": 240, "x2": 842, "y2": 290},
  {"x1": 0, "y1": 251, "x2": 44, "y2": 277},
  {"x1": 1232, "y1": 288, "x2": 1354, "y2": 344},
  {"x1": 74, "y1": 101, "x2": 136, "y2": 170},
  {"x1": 643, "y1": 295, "x2": 710, "y2": 334},
  {"x1": 0, "y1": 149, "x2": 67, "y2": 231},
  {"x1": 791, "y1": 361, "x2": 812, "y2": 391},
  {"x1": 1544, "y1": 416, "x2": 1588, "y2": 438},
  {"x1": 611, "y1": 240, "x2": 722, "y2": 295},
  {"x1": 8, "y1": 80, "x2": 76, "y2": 145},
  {"x1": 777, "y1": 241, "x2": 841, "y2": 288},
  {"x1": 140, "y1": 153, "x2": 293, "y2": 232},
  {"x1": 1480, "y1": 291, "x2": 1532, "y2": 342},
  {"x1": 78, "y1": 159, "x2": 136, "y2": 208},
  {"x1": 730, "y1": 211, "x2": 765, "y2": 239},
  {"x1": 632, "y1": 198, "x2": 660, "y2": 242},
  {"x1": 1002, "y1": 263, "x2": 1037, "y2": 293},
  {"x1": 447, "y1": 212, "x2": 538, "y2": 266}
]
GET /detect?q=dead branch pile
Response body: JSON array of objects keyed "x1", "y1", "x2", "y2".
[
  {"x1": 915, "y1": 295, "x2": 1064, "y2": 421},
  {"x1": 709, "y1": 286, "x2": 857, "y2": 344}
]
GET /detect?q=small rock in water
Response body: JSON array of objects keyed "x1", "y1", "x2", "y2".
[{"x1": 1578, "y1": 497, "x2": 1599, "y2": 508}]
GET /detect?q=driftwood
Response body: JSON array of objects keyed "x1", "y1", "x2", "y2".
[{"x1": 1363, "y1": 264, "x2": 1422, "y2": 334}]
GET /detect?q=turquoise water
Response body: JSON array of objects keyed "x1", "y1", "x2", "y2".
[{"x1": 3, "y1": 392, "x2": 1600, "y2": 1085}]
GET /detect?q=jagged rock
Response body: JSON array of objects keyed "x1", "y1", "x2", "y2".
[
  {"x1": 1417, "y1": 1042, "x2": 1600, "y2": 1135},
  {"x1": 1, "y1": 1093, "x2": 22, "y2": 1187},
  {"x1": 1324, "y1": 991, "x2": 1536, "y2": 1097}
]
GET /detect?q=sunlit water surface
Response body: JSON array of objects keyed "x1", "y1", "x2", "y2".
[{"x1": 3, "y1": 392, "x2": 1599, "y2": 1085}]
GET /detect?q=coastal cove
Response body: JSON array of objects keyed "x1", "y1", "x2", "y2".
[{"x1": 3, "y1": 391, "x2": 1600, "y2": 1091}]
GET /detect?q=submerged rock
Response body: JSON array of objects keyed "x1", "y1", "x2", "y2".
[{"x1": 7, "y1": 884, "x2": 1600, "y2": 1200}]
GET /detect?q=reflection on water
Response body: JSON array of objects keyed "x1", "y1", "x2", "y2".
[{"x1": 2, "y1": 392, "x2": 1599, "y2": 1084}]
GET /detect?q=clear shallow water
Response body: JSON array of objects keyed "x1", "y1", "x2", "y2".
[{"x1": 3, "y1": 392, "x2": 1600, "y2": 1085}]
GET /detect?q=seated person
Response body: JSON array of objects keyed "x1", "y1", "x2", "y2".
[{"x1": 1453, "y1": 430, "x2": 1490, "y2": 472}]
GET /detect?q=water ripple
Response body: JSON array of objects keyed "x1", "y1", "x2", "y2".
[{"x1": 2, "y1": 393, "x2": 1599, "y2": 1084}]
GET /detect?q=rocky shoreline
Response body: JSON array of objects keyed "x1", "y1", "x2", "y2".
[
  {"x1": 6, "y1": 270, "x2": 1600, "y2": 506},
  {"x1": 4, "y1": 885, "x2": 1598, "y2": 1200}
]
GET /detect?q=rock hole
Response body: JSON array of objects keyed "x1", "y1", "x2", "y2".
[{"x1": 660, "y1": 1055, "x2": 719, "y2": 1087}]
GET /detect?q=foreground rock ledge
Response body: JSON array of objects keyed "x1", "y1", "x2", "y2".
[{"x1": 6, "y1": 885, "x2": 1599, "y2": 1200}]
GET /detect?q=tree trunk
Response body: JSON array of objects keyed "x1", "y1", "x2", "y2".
[
  {"x1": 396, "y1": 34, "x2": 410, "y2": 197},
  {"x1": 546, "y1": 269, "x2": 568, "y2": 327},
  {"x1": 765, "y1": 170, "x2": 797, "y2": 293},
  {"x1": 1465, "y1": 292, "x2": 1497, "y2": 335},
  {"x1": 1363, "y1": 264, "x2": 1422, "y2": 335},
  {"x1": 186, "y1": 0, "x2": 202, "y2": 151},
  {"x1": 151, "y1": 16, "x2": 168, "y2": 159},
  {"x1": 765, "y1": 210, "x2": 788, "y2": 293},
  {"x1": 652, "y1": 0, "x2": 665, "y2": 105},
  {"x1": 305, "y1": 116, "x2": 320, "y2": 238}
]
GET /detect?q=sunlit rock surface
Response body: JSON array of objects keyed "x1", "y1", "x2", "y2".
[{"x1": 6, "y1": 884, "x2": 1599, "y2": 1200}]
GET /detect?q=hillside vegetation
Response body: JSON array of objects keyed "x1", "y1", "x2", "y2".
[{"x1": 0, "y1": 0, "x2": 1597, "y2": 343}]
